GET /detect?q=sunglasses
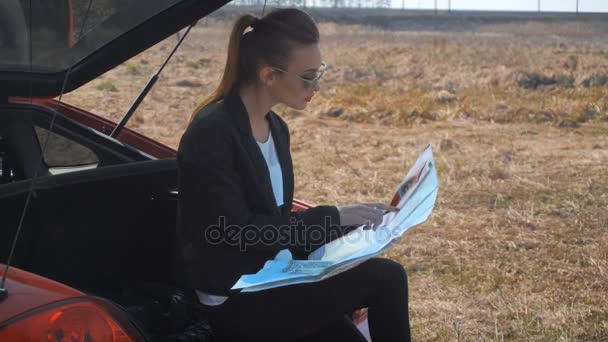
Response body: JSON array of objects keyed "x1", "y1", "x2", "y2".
[{"x1": 271, "y1": 63, "x2": 328, "y2": 90}]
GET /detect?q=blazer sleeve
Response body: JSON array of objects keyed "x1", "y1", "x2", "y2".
[{"x1": 178, "y1": 119, "x2": 342, "y2": 255}]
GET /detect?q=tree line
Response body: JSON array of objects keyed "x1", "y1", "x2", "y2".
[{"x1": 229, "y1": 0, "x2": 392, "y2": 9}]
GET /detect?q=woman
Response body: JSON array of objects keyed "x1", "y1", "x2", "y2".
[{"x1": 176, "y1": 8, "x2": 411, "y2": 342}]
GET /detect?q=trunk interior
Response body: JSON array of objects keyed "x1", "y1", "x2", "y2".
[{"x1": 0, "y1": 158, "x2": 213, "y2": 340}]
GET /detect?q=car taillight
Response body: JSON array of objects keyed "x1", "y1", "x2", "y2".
[{"x1": 0, "y1": 297, "x2": 144, "y2": 342}]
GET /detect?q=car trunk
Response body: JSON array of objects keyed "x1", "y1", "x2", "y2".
[
  {"x1": 0, "y1": 158, "x2": 201, "y2": 337},
  {"x1": 0, "y1": 158, "x2": 178, "y2": 282}
]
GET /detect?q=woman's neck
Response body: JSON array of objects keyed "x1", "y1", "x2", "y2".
[
  {"x1": 238, "y1": 83, "x2": 274, "y2": 123},
  {"x1": 238, "y1": 83, "x2": 275, "y2": 142}
]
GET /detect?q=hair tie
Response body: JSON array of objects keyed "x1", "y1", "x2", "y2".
[{"x1": 242, "y1": 17, "x2": 259, "y2": 37}]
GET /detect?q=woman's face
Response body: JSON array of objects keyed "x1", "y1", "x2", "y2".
[{"x1": 267, "y1": 43, "x2": 323, "y2": 110}]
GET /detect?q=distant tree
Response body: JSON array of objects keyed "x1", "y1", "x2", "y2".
[{"x1": 375, "y1": 0, "x2": 390, "y2": 8}]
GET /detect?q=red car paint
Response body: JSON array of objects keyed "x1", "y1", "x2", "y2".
[{"x1": 0, "y1": 264, "x2": 84, "y2": 324}]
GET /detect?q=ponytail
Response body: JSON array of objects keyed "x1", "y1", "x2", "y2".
[
  {"x1": 190, "y1": 15, "x2": 256, "y2": 121},
  {"x1": 191, "y1": 9, "x2": 319, "y2": 122}
]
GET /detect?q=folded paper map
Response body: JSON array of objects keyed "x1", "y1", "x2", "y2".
[{"x1": 232, "y1": 145, "x2": 439, "y2": 292}]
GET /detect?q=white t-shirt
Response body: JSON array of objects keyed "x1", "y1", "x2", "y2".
[
  {"x1": 256, "y1": 131, "x2": 284, "y2": 207},
  {"x1": 197, "y1": 131, "x2": 284, "y2": 306}
]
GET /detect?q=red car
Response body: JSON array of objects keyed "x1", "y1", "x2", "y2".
[
  {"x1": 0, "y1": 1, "x2": 238, "y2": 340},
  {"x1": 0, "y1": 1, "x2": 371, "y2": 341}
]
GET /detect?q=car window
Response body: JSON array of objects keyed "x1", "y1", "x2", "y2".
[
  {"x1": 0, "y1": 0, "x2": 183, "y2": 73},
  {"x1": 34, "y1": 126, "x2": 99, "y2": 169}
]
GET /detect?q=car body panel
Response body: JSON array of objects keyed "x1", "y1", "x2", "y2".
[{"x1": 0, "y1": 264, "x2": 84, "y2": 324}]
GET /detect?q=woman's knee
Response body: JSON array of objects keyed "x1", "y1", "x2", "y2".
[{"x1": 366, "y1": 258, "x2": 408, "y2": 286}]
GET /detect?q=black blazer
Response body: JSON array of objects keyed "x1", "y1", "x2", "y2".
[{"x1": 176, "y1": 88, "x2": 346, "y2": 295}]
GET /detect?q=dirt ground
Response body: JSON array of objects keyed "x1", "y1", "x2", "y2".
[{"x1": 63, "y1": 9, "x2": 608, "y2": 340}]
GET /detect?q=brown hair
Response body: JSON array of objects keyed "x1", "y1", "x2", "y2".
[{"x1": 190, "y1": 8, "x2": 319, "y2": 121}]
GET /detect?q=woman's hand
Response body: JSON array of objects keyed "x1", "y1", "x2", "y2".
[{"x1": 337, "y1": 203, "x2": 398, "y2": 229}]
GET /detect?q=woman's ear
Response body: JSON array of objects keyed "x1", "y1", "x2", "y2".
[{"x1": 258, "y1": 65, "x2": 277, "y2": 87}]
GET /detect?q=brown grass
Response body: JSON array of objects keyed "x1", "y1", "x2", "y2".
[{"x1": 62, "y1": 12, "x2": 608, "y2": 340}]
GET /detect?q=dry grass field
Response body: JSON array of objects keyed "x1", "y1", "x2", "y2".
[{"x1": 63, "y1": 8, "x2": 608, "y2": 341}]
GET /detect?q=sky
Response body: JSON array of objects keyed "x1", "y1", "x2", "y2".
[{"x1": 388, "y1": 0, "x2": 608, "y2": 12}]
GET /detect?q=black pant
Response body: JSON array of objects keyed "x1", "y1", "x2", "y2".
[{"x1": 208, "y1": 258, "x2": 411, "y2": 342}]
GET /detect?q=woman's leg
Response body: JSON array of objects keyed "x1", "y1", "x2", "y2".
[{"x1": 209, "y1": 258, "x2": 411, "y2": 342}]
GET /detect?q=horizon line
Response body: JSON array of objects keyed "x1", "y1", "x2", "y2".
[{"x1": 226, "y1": 3, "x2": 608, "y2": 14}]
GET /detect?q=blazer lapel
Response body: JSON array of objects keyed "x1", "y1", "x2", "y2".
[{"x1": 224, "y1": 90, "x2": 280, "y2": 214}]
